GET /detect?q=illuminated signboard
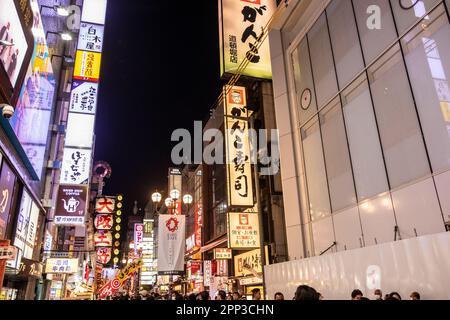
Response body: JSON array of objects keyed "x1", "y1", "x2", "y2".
[
  {"x1": 0, "y1": 162, "x2": 17, "y2": 239},
  {"x1": 134, "y1": 223, "x2": 144, "y2": 253},
  {"x1": 214, "y1": 248, "x2": 232, "y2": 260},
  {"x1": 234, "y1": 249, "x2": 262, "y2": 277},
  {"x1": 10, "y1": 0, "x2": 55, "y2": 179},
  {"x1": 94, "y1": 230, "x2": 113, "y2": 247},
  {"x1": 54, "y1": 185, "x2": 88, "y2": 226},
  {"x1": 224, "y1": 86, "x2": 254, "y2": 207},
  {"x1": 78, "y1": 22, "x2": 104, "y2": 53},
  {"x1": 81, "y1": 0, "x2": 108, "y2": 25},
  {"x1": 70, "y1": 81, "x2": 98, "y2": 114},
  {"x1": 95, "y1": 197, "x2": 116, "y2": 214},
  {"x1": 60, "y1": 148, "x2": 92, "y2": 185},
  {"x1": 45, "y1": 258, "x2": 79, "y2": 274},
  {"x1": 94, "y1": 214, "x2": 113, "y2": 230},
  {"x1": 228, "y1": 213, "x2": 260, "y2": 249},
  {"x1": 73, "y1": 50, "x2": 102, "y2": 82},
  {"x1": 219, "y1": 0, "x2": 275, "y2": 79},
  {"x1": 0, "y1": 0, "x2": 29, "y2": 87},
  {"x1": 65, "y1": 113, "x2": 95, "y2": 148},
  {"x1": 96, "y1": 247, "x2": 112, "y2": 265}
]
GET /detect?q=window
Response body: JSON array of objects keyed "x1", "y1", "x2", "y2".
[
  {"x1": 308, "y1": 14, "x2": 339, "y2": 108},
  {"x1": 327, "y1": 0, "x2": 365, "y2": 88},
  {"x1": 354, "y1": 0, "x2": 398, "y2": 65},
  {"x1": 320, "y1": 97, "x2": 356, "y2": 211},
  {"x1": 301, "y1": 117, "x2": 331, "y2": 221},
  {"x1": 368, "y1": 44, "x2": 430, "y2": 188},
  {"x1": 390, "y1": 0, "x2": 441, "y2": 35},
  {"x1": 292, "y1": 38, "x2": 318, "y2": 125},
  {"x1": 342, "y1": 75, "x2": 390, "y2": 200},
  {"x1": 402, "y1": 5, "x2": 450, "y2": 173}
]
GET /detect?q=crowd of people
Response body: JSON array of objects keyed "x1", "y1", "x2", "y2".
[{"x1": 108, "y1": 286, "x2": 422, "y2": 301}]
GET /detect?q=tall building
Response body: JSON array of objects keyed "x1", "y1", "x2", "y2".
[
  {"x1": 0, "y1": 0, "x2": 108, "y2": 300},
  {"x1": 266, "y1": 0, "x2": 450, "y2": 299}
]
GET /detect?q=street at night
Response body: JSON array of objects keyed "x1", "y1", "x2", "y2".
[{"x1": 1, "y1": 0, "x2": 450, "y2": 317}]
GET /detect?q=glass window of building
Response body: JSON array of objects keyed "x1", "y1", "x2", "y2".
[
  {"x1": 327, "y1": 0, "x2": 365, "y2": 89},
  {"x1": 390, "y1": 0, "x2": 442, "y2": 35},
  {"x1": 292, "y1": 38, "x2": 318, "y2": 126},
  {"x1": 353, "y1": 0, "x2": 398, "y2": 65},
  {"x1": 301, "y1": 117, "x2": 331, "y2": 221},
  {"x1": 368, "y1": 44, "x2": 430, "y2": 188},
  {"x1": 342, "y1": 74, "x2": 390, "y2": 200},
  {"x1": 320, "y1": 97, "x2": 357, "y2": 211},
  {"x1": 402, "y1": 4, "x2": 450, "y2": 173},
  {"x1": 308, "y1": 14, "x2": 339, "y2": 108}
]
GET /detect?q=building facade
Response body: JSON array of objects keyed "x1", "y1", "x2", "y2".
[{"x1": 266, "y1": 0, "x2": 450, "y2": 299}]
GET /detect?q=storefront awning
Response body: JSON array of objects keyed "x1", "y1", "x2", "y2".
[{"x1": 200, "y1": 236, "x2": 228, "y2": 253}]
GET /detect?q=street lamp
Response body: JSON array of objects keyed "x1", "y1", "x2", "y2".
[
  {"x1": 164, "y1": 197, "x2": 174, "y2": 208},
  {"x1": 182, "y1": 194, "x2": 193, "y2": 205},
  {"x1": 152, "y1": 192, "x2": 162, "y2": 204},
  {"x1": 170, "y1": 189, "x2": 180, "y2": 201}
]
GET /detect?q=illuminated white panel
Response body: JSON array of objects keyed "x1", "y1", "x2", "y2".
[
  {"x1": 82, "y1": 0, "x2": 108, "y2": 25},
  {"x1": 65, "y1": 113, "x2": 95, "y2": 148}
]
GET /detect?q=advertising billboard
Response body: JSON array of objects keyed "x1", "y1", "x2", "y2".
[
  {"x1": 134, "y1": 223, "x2": 144, "y2": 253},
  {"x1": 0, "y1": 162, "x2": 17, "y2": 239},
  {"x1": 10, "y1": 0, "x2": 55, "y2": 179},
  {"x1": 234, "y1": 249, "x2": 262, "y2": 277},
  {"x1": 60, "y1": 148, "x2": 92, "y2": 185},
  {"x1": 228, "y1": 213, "x2": 260, "y2": 249},
  {"x1": 219, "y1": 0, "x2": 275, "y2": 79},
  {"x1": 157, "y1": 215, "x2": 185, "y2": 275},
  {"x1": 94, "y1": 214, "x2": 113, "y2": 230},
  {"x1": 45, "y1": 258, "x2": 79, "y2": 274},
  {"x1": 73, "y1": 50, "x2": 102, "y2": 82},
  {"x1": 8, "y1": 190, "x2": 39, "y2": 269},
  {"x1": 69, "y1": 81, "x2": 99, "y2": 114},
  {"x1": 0, "y1": 0, "x2": 29, "y2": 87},
  {"x1": 94, "y1": 230, "x2": 113, "y2": 247},
  {"x1": 78, "y1": 22, "x2": 104, "y2": 53},
  {"x1": 54, "y1": 185, "x2": 88, "y2": 226},
  {"x1": 214, "y1": 248, "x2": 232, "y2": 260},
  {"x1": 224, "y1": 86, "x2": 254, "y2": 208},
  {"x1": 95, "y1": 197, "x2": 116, "y2": 213}
]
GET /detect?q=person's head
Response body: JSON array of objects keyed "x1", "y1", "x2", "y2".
[
  {"x1": 251, "y1": 288, "x2": 261, "y2": 300},
  {"x1": 274, "y1": 292, "x2": 284, "y2": 300},
  {"x1": 226, "y1": 293, "x2": 233, "y2": 300},
  {"x1": 198, "y1": 291, "x2": 210, "y2": 300},
  {"x1": 374, "y1": 289, "x2": 382, "y2": 300},
  {"x1": 294, "y1": 285, "x2": 319, "y2": 301},
  {"x1": 389, "y1": 292, "x2": 402, "y2": 300},
  {"x1": 216, "y1": 290, "x2": 226, "y2": 300},
  {"x1": 189, "y1": 293, "x2": 197, "y2": 301},
  {"x1": 351, "y1": 289, "x2": 363, "y2": 300},
  {"x1": 410, "y1": 292, "x2": 420, "y2": 300},
  {"x1": 232, "y1": 292, "x2": 240, "y2": 300}
]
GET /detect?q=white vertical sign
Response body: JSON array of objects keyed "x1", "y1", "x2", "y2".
[{"x1": 157, "y1": 215, "x2": 185, "y2": 275}]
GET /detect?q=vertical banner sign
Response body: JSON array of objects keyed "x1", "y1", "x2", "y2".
[
  {"x1": 94, "y1": 196, "x2": 116, "y2": 266},
  {"x1": 219, "y1": 0, "x2": 276, "y2": 79},
  {"x1": 157, "y1": 215, "x2": 185, "y2": 275},
  {"x1": 60, "y1": 0, "x2": 108, "y2": 188},
  {"x1": 134, "y1": 223, "x2": 144, "y2": 254},
  {"x1": 224, "y1": 86, "x2": 254, "y2": 208},
  {"x1": 203, "y1": 260, "x2": 212, "y2": 287}
]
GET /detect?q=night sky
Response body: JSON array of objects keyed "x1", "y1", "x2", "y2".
[{"x1": 94, "y1": 0, "x2": 223, "y2": 210}]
